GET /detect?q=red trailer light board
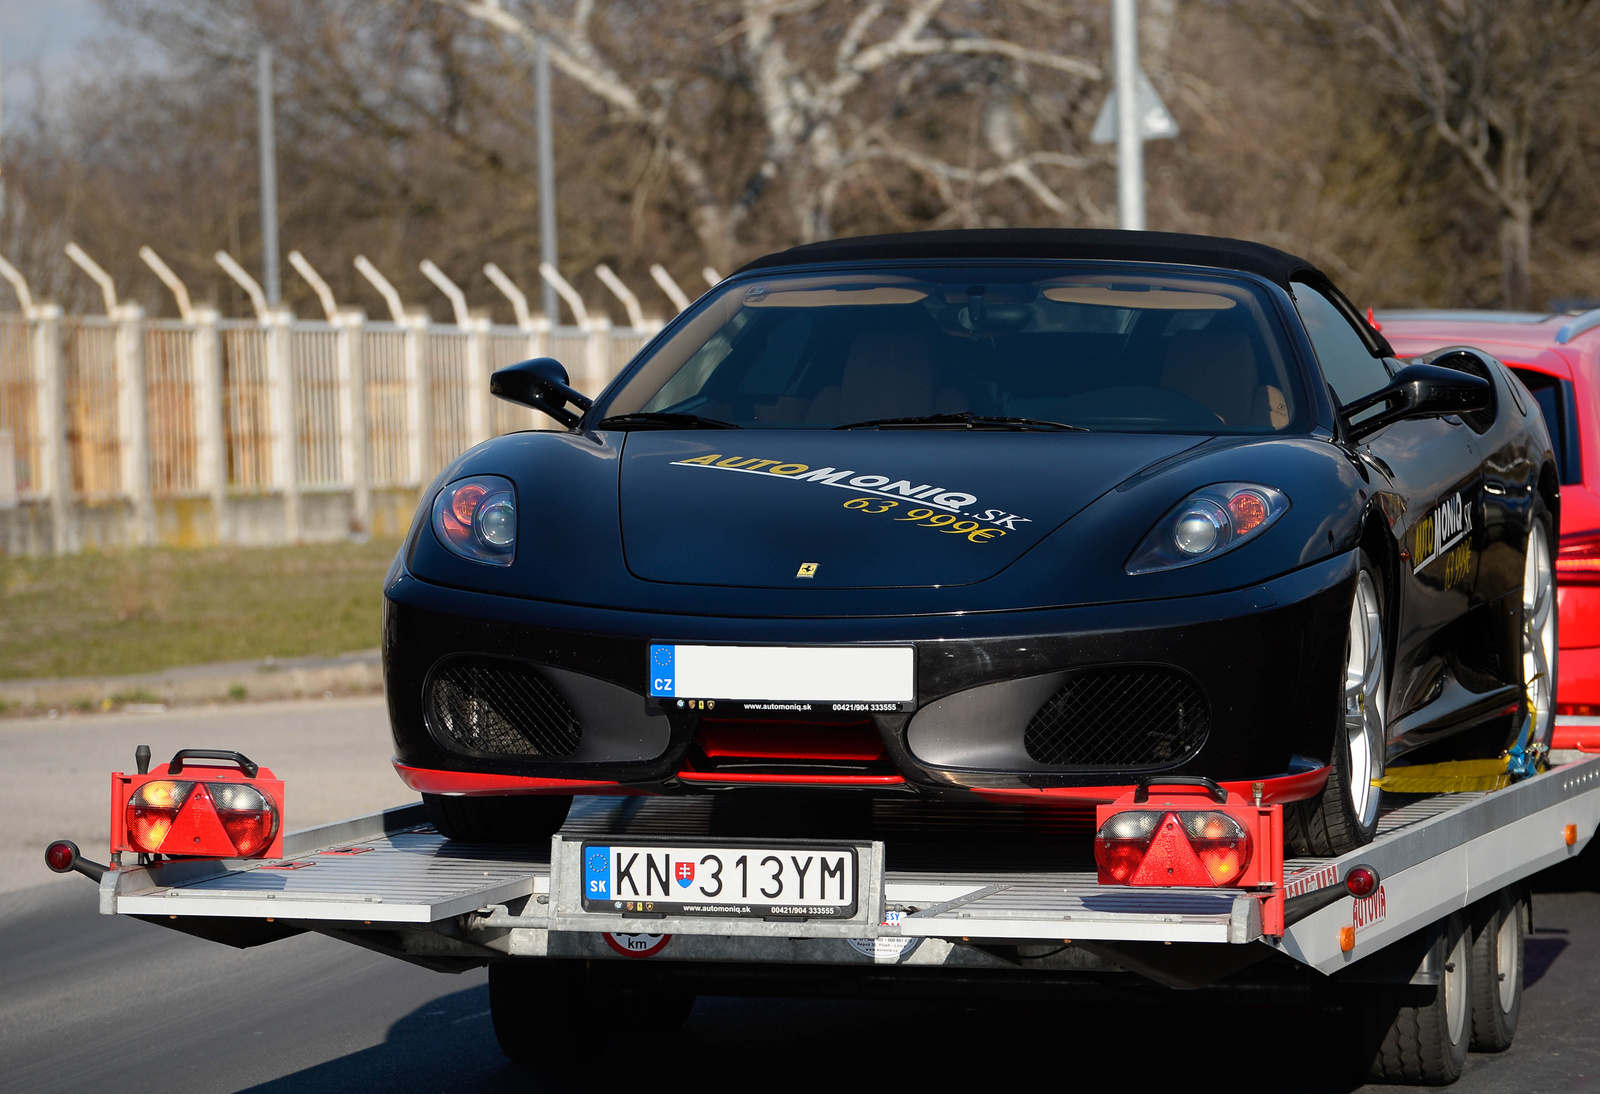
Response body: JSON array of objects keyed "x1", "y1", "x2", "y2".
[{"x1": 111, "y1": 749, "x2": 284, "y2": 860}]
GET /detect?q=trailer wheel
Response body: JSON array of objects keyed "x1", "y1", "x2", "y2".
[
  {"x1": 1358, "y1": 911, "x2": 1472, "y2": 1085},
  {"x1": 1469, "y1": 887, "x2": 1524, "y2": 1053},
  {"x1": 489, "y1": 959, "x2": 601, "y2": 1063},
  {"x1": 423, "y1": 793, "x2": 571, "y2": 843},
  {"x1": 1288, "y1": 555, "x2": 1387, "y2": 856},
  {"x1": 488, "y1": 959, "x2": 695, "y2": 1065}
]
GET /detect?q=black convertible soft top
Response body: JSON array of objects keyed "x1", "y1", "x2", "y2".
[{"x1": 735, "y1": 228, "x2": 1324, "y2": 290}]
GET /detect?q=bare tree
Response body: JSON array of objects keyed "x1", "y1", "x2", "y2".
[
  {"x1": 458, "y1": 0, "x2": 1103, "y2": 267},
  {"x1": 1297, "y1": 0, "x2": 1598, "y2": 308}
]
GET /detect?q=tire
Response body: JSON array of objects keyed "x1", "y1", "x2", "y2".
[
  {"x1": 488, "y1": 959, "x2": 695, "y2": 1065},
  {"x1": 1469, "y1": 887, "x2": 1525, "y2": 1053},
  {"x1": 488, "y1": 960, "x2": 600, "y2": 1063},
  {"x1": 422, "y1": 793, "x2": 572, "y2": 844},
  {"x1": 1357, "y1": 911, "x2": 1473, "y2": 1085},
  {"x1": 1521, "y1": 499, "x2": 1558, "y2": 753},
  {"x1": 1288, "y1": 553, "x2": 1387, "y2": 856}
]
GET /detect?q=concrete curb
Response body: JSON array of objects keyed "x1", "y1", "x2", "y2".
[{"x1": 0, "y1": 650, "x2": 383, "y2": 715}]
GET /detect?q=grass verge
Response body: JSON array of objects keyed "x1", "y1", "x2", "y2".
[{"x1": 0, "y1": 540, "x2": 401, "y2": 680}]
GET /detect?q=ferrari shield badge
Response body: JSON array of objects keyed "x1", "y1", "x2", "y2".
[{"x1": 796, "y1": 562, "x2": 818, "y2": 578}]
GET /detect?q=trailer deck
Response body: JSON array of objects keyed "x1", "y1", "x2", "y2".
[{"x1": 98, "y1": 755, "x2": 1600, "y2": 978}]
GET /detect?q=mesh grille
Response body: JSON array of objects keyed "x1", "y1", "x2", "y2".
[
  {"x1": 1023, "y1": 668, "x2": 1209, "y2": 767},
  {"x1": 427, "y1": 657, "x2": 581, "y2": 758}
]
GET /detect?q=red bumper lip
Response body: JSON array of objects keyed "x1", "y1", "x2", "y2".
[
  {"x1": 394, "y1": 762, "x2": 642, "y2": 797},
  {"x1": 969, "y1": 766, "x2": 1332, "y2": 807},
  {"x1": 676, "y1": 772, "x2": 906, "y2": 787},
  {"x1": 395, "y1": 760, "x2": 1326, "y2": 802}
]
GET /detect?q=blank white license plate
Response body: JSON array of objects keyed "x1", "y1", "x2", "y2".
[
  {"x1": 582, "y1": 842, "x2": 858, "y2": 919},
  {"x1": 648, "y1": 644, "x2": 914, "y2": 711}
]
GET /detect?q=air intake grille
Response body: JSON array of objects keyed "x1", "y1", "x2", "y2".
[
  {"x1": 427, "y1": 657, "x2": 581, "y2": 758},
  {"x1": 1024, "y1": 668, "x2": 1209, "y2": 767}
]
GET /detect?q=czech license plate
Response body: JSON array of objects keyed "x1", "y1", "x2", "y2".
[
  {"x1": 581, "y1": 841, "x2": 859, "y2": 919},
  {"x1": 648, "y1": 644, "x2": 914, "y2": 713}
]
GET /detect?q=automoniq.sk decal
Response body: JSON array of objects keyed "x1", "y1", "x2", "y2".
[{"x1": 670, "y1": 454, "x2": 1033, "y2": 537}]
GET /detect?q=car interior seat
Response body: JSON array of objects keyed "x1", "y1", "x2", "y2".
[
  {"x1": 1159, "y1": 330, "x2": 1262, "y2": 427},
  {"x1": 806, "y1": 324, "x2": 965, "y2": 423}
]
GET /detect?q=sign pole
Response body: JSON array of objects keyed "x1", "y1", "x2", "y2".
[
  {"x1": 1112, "y1": 0, "x2": 1144, "y2": 231},
  {"x1": 257, "y1": 46, "x2": 281, "y2": 305},
  {"x1": 536, "y1": 39, "x2": 559, "y2": 324}
]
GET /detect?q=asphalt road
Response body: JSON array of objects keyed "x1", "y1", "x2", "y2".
[
  {"x1": 0, "y1": 696, "x2": 405, "y2": 894},
  {"x1": 5, "y1": 697, "x2": 1600, "y2": 1092}
]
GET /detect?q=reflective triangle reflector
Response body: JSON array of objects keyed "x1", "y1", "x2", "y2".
[
  {"x1": 159, "y1": 784, "x2": 237, "y2": 856},
  {"x1": 1127, "y1": 814, "x2": 1212, "y2": 887}
]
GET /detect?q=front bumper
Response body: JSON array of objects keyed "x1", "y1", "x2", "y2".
[{"x1": 383, "y1": 551, "x2": 1357, "y2": 802}]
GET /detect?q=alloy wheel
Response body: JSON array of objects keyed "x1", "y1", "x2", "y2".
[
  {"x1": 1522, "y1": 522, "x2": 1556, "y2": 746},
  {"x1": 1346, "y1": 571, "x2": 1387, "y2": 827}
]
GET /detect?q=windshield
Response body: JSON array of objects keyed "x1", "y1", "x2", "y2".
[{"x1": 602, "y1": 264, "x2": 1306, "y2": 433}]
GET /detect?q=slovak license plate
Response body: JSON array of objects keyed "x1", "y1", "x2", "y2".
[{"x1": 581, "y1": 841, "x2": 858, "y2": 919}]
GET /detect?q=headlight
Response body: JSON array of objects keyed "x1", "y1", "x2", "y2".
[
  {"x1": 1126, "y1": 483, "x2": 1288, "y2": 574},
  {"x1": 431, "y1": 475, "x2": 517, "y2": 565}
]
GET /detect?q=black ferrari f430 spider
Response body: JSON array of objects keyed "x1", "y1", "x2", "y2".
[{"x1": 382, "y1": 229, "x2": 1558, "y2": 855}]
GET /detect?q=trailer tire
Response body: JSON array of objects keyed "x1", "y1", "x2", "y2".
[
  {"x1": 1287, "y1": 554, "x2": 1387, "y2": 856},
  {"x1": 1469, "y1": 887, "x2": 1524, "y2": 1053},
  {"x1": 488, "y1": 959, "x2": 695, "y2": 1065},
  {"x1": 423, "y1": 793, "x2": 572, "y2": 843},
  {"x1": 489, "y1": 959, "x2": 601, "y2": 1063},
  {"x1": 1357, "y1": 911, "x2": 1472, "y2": 1085}
]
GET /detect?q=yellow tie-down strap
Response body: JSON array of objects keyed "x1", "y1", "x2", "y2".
[{"x1": 1374, "y1": 758, "x2": 1512, "y2": 794}]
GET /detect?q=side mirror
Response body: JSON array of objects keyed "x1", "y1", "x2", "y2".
[
  {"x1": 1341, "y1": 362, "x2": 1491, "y2": 443},
  {"x1": 490, "y1": 357, "x2": 593, "y2": 429}
]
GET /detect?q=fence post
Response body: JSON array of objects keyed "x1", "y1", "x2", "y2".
[
  {"x1": 337, "y1": 309, "x2": 371, "y2": 534},
  {"x1": 467, "y1": 316, "x2": 493, "y2": 446},
  {"x1": 530, "y1": 315, "x2": 551, "y2": 361},
  {"x1": 191, "y1": 307, "x2": 227, "y2": 544},
  {"x1": 265, "y1": 308, "x2": 300, "y2": 543},
  {"x1": 115, "y1": 303, "x2": 154, "y2": 546},
  {"x1": 585, "y1": 317, "x2": 611, "y2": 394},
  {"x1": 33, "y1": 304, "x2": 71, "y2": 553},
  {"x1": 403, "y1": 313, "x2": 431, "y2": 488}
]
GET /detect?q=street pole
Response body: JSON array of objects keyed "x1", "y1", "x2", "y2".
[
  {"x1": 535, "y1": 39, "x2": 559, "y2": 323},
  {"x1": 0, "y1": 29, "x2": 7, "y2": 220},
  {"x1": 1112, "y1": 0, "x2": 1144, "y2": 231},
  {"x1": 257, "y1": 46, "x2": 281, "y2": 306}
]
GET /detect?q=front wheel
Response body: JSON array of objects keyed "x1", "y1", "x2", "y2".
[{"x1": 1288, "y1": 559, "x2": 1387, "y2": 855}]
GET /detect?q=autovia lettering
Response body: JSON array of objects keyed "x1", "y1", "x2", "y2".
[
  {"x1": 1352, "y1": 885, "x2": 1387, "y2": 933},
  {"x1": 1412, "y1": 492, "x2": 1471, "y2": 573},
  {"x1": 672, "y1": 454, "x2": 1025, "y2": 530}
]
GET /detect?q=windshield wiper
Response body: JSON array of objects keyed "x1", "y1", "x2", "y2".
[
  {"x1": 833, "y1": 412, "x2": 1087, "y2": 432},
  {"x1": 597, "y1": 411, "x2": 741, "y2": 430}
]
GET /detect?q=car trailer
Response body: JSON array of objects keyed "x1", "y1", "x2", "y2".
[{"x1": 46, "y1": 742, "x2": 1600, "y2": 1086}]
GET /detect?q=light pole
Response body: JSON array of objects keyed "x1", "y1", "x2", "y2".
[
  {"x1": 257, "y1": 46, "x2": 281, "y2": 306},
  {"x1": 1112, "y1": 0, "x2": 1144, "y2": 231},
  {"x1": 535, "y1": 39, "x2": 558, "y2": 324}
]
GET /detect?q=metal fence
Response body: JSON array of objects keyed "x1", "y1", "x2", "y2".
[{"x1": 0, "y1": 307, "x2": 661, "y2": 551}]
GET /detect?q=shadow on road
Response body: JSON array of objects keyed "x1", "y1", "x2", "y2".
[
  {"x1": 238, "y1": 983, "x2": 522, "y2": 1094},
  {"x1": 241, "y1": 983, "x2": 1370, "y2": 1094}
]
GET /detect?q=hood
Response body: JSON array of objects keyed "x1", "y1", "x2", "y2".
[{"x1": 618, "y1": 431, "x2": 1203, "y2": 588}]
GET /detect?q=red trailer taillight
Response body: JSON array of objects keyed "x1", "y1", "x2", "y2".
[
  {"x1": 1556, "y1": 531, "x2": 1600, "y2": 585},
  {"x1": 1093, "y1": 809, "x2": 1253, "y2": 886},
  {"x1": 1094, "y1": 777, "x2": 1281, "y2": 893},
  {"x1": 113, "y1": 749, "x2": 283, "y2": 860}
]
